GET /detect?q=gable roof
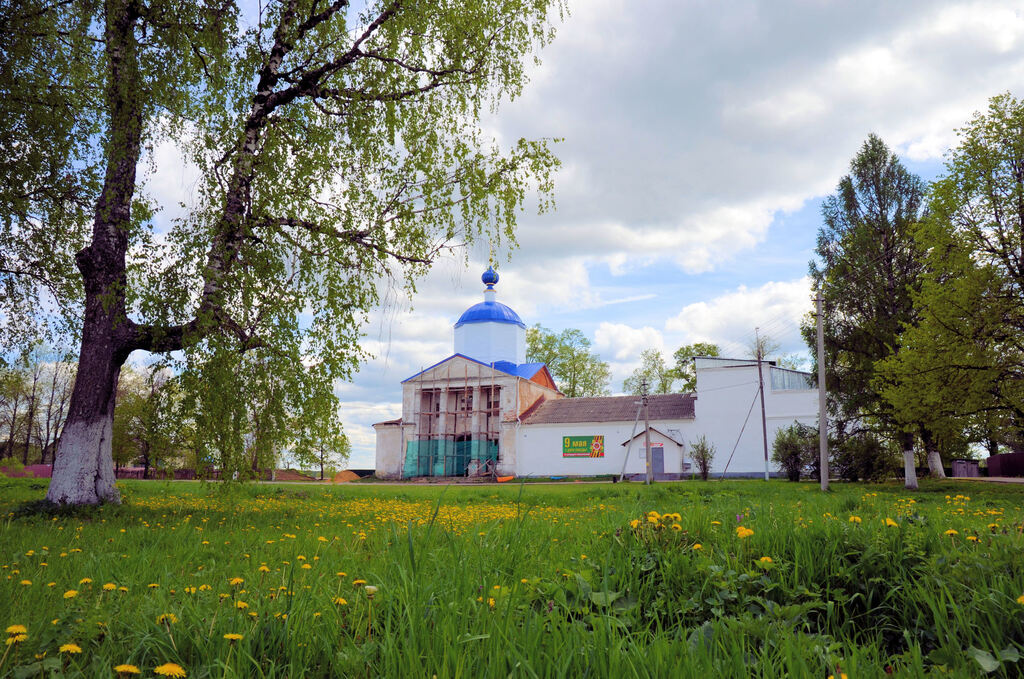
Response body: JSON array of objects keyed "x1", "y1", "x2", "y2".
[
  {"x1": 520, "y1": 393, "x2": 695, "y2": 425},
  {"x1": 620, "y1": 427, "x2": 685, "y2": 446},
  {"x1": 401, "y1": 354, "x2": 558, "y2": 389}
]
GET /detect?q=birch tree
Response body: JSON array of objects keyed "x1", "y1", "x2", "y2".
[{"x1": 1, "y1": 0, "x2": 562, "y2": 504}]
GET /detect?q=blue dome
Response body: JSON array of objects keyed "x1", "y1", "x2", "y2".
[
  {"x1": 455, "y1": 301, "x2": 526, "y2": 328},
  {"x1": 482, "y1": 266, "x2": 499, "y2": 287}
]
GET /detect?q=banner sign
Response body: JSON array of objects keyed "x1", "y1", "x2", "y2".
[{"x1": 563, "y1": 435, "x2": 605, "y2": 458}]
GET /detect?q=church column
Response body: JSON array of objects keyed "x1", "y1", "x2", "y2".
[
  {"x1": 436, "y1": 387, "x2": 450, "y2": 475},
  {"x1": 471, "y1": 386, "x2": 482, "y2": 440}
]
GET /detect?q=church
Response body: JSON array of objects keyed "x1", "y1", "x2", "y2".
[{"x1": 374, "y1": 268, "x2": 820, "y2": 479}]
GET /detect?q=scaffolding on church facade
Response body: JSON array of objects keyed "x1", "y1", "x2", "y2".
[{"x1": 401, "y1": 362, "x2": 502, "y2": 478}]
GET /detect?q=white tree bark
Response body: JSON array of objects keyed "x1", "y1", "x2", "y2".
[
  {"x1": 903, "y1": 442, "x2": 918, "y2": 490},
  {"x1": 46, "y1": 416, "x2": 120, "y2": 504},
  {"x1": 927, "y1": 451, "x2": 946, "y2": 478}
]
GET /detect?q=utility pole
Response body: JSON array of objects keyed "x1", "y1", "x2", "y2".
[
  {"x1": 816, "y1": 291, "x2": 829, "y2": 491},
  {"x1": 755, "y1": 327, "x2": 769, "y2": 481},
  {"x1": 642, "y1": 378, "x2": 652, "y2": 485}
]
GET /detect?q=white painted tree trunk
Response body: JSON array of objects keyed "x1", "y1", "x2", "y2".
[
  {"x1": 46, "y1": 416, "x2": 120, "y2": 504},
  {"x1": 927, "y1": 451, "x2": 946, "y2": 478},
  {"x1": 903, "y1": 433, "x2": 918, "y2": 490}
]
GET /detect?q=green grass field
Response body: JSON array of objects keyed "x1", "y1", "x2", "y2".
[{"x1": 2, "y1": 478, "x2": 1024, "y2": 678}]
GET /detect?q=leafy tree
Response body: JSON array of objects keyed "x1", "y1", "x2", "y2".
[
  {"x1": 801, "y1": 134, "x2": 928, "y2": 489},
  {"x1": 623, "y1": 349, "x2": 675, "y2": 395},
  {"x1": 689, "y1": 435, "x2": 715, "y2": 481},
  {"x1": 771, "y1": 422, "x2": 818, "y2": 482},
  {"x1": 878, "y1": 93, "x2": 1024, "y2": 458},
  {"x1": 745, "y1": 334, "x2": 781, "y2": 362},
  {"x1": 1, "y1": 0, "x2": 561, "y2": 504},
  {"x1": 112, "y1": 365, "x2": 189, "y2": 478},
  {"x1": 526, "y1": 325, "x2": 611, "y2": 397},
  {"x1": 670, "y1": 342, "x2": 720, "y2": 393}
]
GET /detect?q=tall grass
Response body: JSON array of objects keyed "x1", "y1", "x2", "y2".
[{"x1": 2, "y1": 478, "x2": 1023, "y2": 677}]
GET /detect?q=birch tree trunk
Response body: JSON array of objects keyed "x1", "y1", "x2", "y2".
[{"x1": 45, "y1": 0, "x2": 141, "y2": 504}]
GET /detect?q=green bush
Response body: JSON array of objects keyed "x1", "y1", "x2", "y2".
[
  {"x1": 832, "y1": 432, "x2": 899, "y2": 481},
  {"x1": 771, "y1": 422, "x2": 818, "y2": 481},
  {"x1": 689, "y1": 435, "x2": 715, "y2": 480}
]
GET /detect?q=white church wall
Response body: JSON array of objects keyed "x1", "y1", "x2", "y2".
[{"x1": 515, "y1": 421, "x2": 694, "y2": 477}]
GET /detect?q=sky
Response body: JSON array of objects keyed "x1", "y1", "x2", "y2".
[{"x1": 149, "y1": 1, "x2": 1024, "y2": 469}]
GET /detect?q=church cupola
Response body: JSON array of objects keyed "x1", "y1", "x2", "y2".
[{"x1": 454, "y1": 267, "x2": 526, "y2": 365}]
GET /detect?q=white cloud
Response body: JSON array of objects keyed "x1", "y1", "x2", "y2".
[{"x1": 665, "y1": 277, "x2": 814, "y2": 357}]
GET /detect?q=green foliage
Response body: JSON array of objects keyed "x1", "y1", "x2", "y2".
[
  {"x1": 525, "y1": 325, "x2": 610, "y2": 397},
  {"x1": 671, "y1": 342, "x2": 720, "y2": 393},
  {"x1": 831, "y1": 432, "x2": 898, "y2": 482},
  {"x1": 803, "y1": 134, "x2": 927, "y2": 441},
  {"x1": 878, "y1": 93, "x2": 1024, "y2": 453},
  {"x1": 623, "y1": 349, "x2": 675, "y2": 395},
  {"x1": 689, "y1": 434, "x2": 716, "y2": 480},
  {"x1": 771, "y1": 422, "x2": 818, "y2": 481}
]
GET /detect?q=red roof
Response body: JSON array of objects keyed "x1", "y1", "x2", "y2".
[{"x1": 520, "y1": 393, "x2": 695, "y2": 424}]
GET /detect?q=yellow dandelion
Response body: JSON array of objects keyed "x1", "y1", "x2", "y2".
[
  {"x1": 59, "y1": 642, "x2": 82, "y2": 654},
  {"x1": 156, "y1": 613, "x2": 178, "y2": 625},
  {"x1": 692, "y1": 543, "x2": 703, "y2": 550},
  {"x1": 758, "y1": 556, "x2": 772, "y2": 564},
  {"x1": 257, "y1": 566, "x2": 270, "y2": 574},
  {"x1": 114, "y1": 664, "x2": 140, "y2": 675},
  {"x1": 103, "y1": 583, "x2": 117, "y2": 591},
  {"x1": 884, "y1": 518, "x2": 898, "y2": 527},
  {"x1": 1016, "y1": 594, "x2": 1024, "y2": 605},
  {"x1": 78, "y1": 578, "x2": 92, "y2": 585},
  {"x1": 336, "y1": 572, "x2": 347, "y2": 577},
  {"x1": 332, "y1": 597, "x2": 348, "y2": 606},
  {"x1": 19, "y1": 580, "x2": 31, "y2": 586},
  {"x1": 352, "y1": 579, "x2": 367, "y2": 587},
  {"x1": 6, "y1": 624, "x2": 27, "y2": 636},
  {"x1": 848, "y1": 516, "x2": 862, "y2": 524},
  {"x1": 223, "y1": 633, "x2": 243, "y2": 642},
  {"x1": 671, "y1": 524, "x2": 682, "y2": 532},
  {"x1": 6, "y1": 634, "x2": 28, "y2": 645},
  {"x1": 228, "y1": 577, "x2": 244, "y2": 586},
  {"x1": 301, "y1": 564, "x2": 312, "y2": 570},
  {"x1": 147, "y1": 584, "x2": 159, "y2": 589},
  {"x1": 735, "y1": 526, "x2": 754, "y2": 539},
  {"x1": 646, "y1": 515, "x2": 660, "y2": 524},
  {"x1": 967, "y1": 536, "x2": 979, "y2": 543},
  {"x1": 235, "y1": 601, "x2": 248, "y2": 610},
  {"x1": 944, "y1": 529, "x2": 958, "y2": 536},
  {"x1": 629, "y1": 519, "x2": 640, "y2": 529},
  {"x1": 63, "y1": 589, "x2": 78, "y2": 599},
  {"x1": 153, "y1": 663, "x2": 186, "y2": 677},
  {"x1": 710, "y1": 520, "x2": 721, "y2": 526}
]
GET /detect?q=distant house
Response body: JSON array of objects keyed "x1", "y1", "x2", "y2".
[{"x1": 374, "y1": 269, "x2": 818, "y2": 479}]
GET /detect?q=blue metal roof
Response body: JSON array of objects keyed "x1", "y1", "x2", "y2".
[{"x1": 454, "y1": 301, "x2": 526, "y2": 329}]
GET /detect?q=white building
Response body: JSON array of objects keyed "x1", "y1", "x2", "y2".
[{"x1": 374, "y1": 268, "x2": 819, "y2": 479}]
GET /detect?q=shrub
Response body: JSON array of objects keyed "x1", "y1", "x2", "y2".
[
  {"x1": 771, "y1": 422, "x2": 818, "y2": 481},
  {"x1": 689, "y1": 435, "x2": 715, "y2": 481},
  {"x1": 831, "y1": 432, "x2": 898, "y2": 481}
]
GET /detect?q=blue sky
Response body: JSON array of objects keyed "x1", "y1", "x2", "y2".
[{"x1": 145, "y1": 1, "x2": 1024, "y2": 468}]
